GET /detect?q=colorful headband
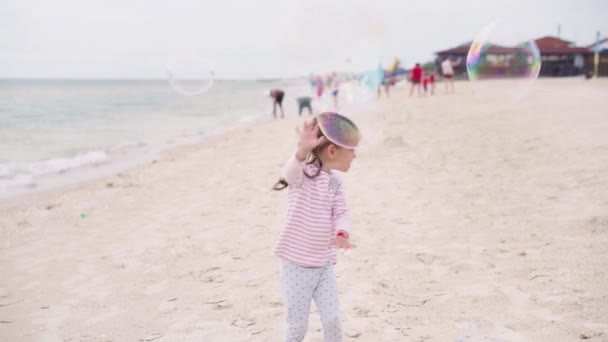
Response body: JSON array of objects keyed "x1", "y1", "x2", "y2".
[{"x1": 316, "y1": 112, "x2": 360, "y2": 150}]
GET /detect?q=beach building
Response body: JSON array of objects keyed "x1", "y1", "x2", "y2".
[{"x1": 434, "y1": 35, "x2": 605, "y2": 78}]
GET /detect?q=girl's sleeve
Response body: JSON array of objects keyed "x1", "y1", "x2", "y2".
[
  {"x1": 332, "y1": 183, "x2": 350, "y2": 235},
  {"x1": 282, "y1": 153, "x2": 306, "y2": 188}
]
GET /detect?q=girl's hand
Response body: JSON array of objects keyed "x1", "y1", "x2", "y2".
[
  {"x1": 295, "y1": 120, "x2": 325, "y2": 159},
  {"x1": 332, "y1": 236, "x2": 356, "y2": 249}
]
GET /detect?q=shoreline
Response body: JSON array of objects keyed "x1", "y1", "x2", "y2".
[
  {"x1": 0, "y1": 112, "x2": 273, "y2": 210},
  {"x1": 0, "y1": 78, "x2": 286, "y2": 203}
]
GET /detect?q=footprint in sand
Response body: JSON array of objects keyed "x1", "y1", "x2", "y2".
[
  {"x1": 353, "y1": 306, "x2": 371, "y2": 317},
  {"x1": 415, "y1": 253, "x2": 440, "y2": 265},
  {"x1": 231, "y1": 319, "x2": 256, "y2": 328},
  {"x1": 383, "y1": 136, "x2": 407, "y2": 148},
  {"x1": 587, "y1": 216, "x2": 608, "y2": 233},
  {"x1": 0, "y1": 287, "x2": 9, "y2": 299},
  {"x1": 212, "y1": 302, "x2": 232, "y2": 310},
  {"x1": 346, "y1": 331, "x2": 363, "y2": 338},
  {"x1": 455, "y1": 318, "x2": 531, "y2": 341},
  {"x1": 262, "y1": 299, "x2": 283, "y2": 307}
]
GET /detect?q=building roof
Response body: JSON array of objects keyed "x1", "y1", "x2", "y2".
[
  {"x1": 436, "y1": 36, "x2": 592, "y2": 56},
  {"x1": 532, "y1": 36, "x2": 589, "y2": 54},
  {"x1": 436, "y1": 45, "x2": 469, "y2": 55},
  {"x1": 533, "y1": 36, "x2": 574, "y2": 49},
  {"x1": 536, "y1": 46, "x2": 590, "y2": 54},
  {"x1": 436, "y1": 42, "x2": 519, "y2": 55}
]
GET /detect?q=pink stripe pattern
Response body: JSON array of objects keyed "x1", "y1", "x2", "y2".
[{"x1": 274, "y1": 154, "x2": 350, "y2": 267}]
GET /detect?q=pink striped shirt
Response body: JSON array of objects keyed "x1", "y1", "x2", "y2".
[{"x1": 274, "y1": 154, "x2": 350, "y2": 267}]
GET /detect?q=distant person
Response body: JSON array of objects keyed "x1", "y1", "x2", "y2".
[
  {"x1": 422, "y1": 72, "x2": 429, "y2": 95},
  {"x1": 441, "y1": 57, "x2": 458, "y2": 93},
  {"x1": 429, "y1": 71, "x2": 436, "y2": 95},
  {"x1": 376, "y1": 65, "x2": 389, "y2": 98},
  {"x1": 330, "y1": 73, "x2": 340, "y2": 108},
  {"x1": 387, "y1": 75, "x2": 396, "y2": 95},
  {"x1": 381, "y1": 77, "x2": 391, "y2": 98},
  {"x1": 268, "y1": 89, "x2": 285, "y2": 119},
  {"x1": 297, "y1": 96, "x2": 313, "y2": 116},
  {"x1": 409, "y1": 63, "x2": 423, "y2": 97},
  {"x1": 309, "y1": 74, "x2": 317, "y2": 92},
  {"x1": 315, "y1": 75, "x2": 324, "y2": 99}
]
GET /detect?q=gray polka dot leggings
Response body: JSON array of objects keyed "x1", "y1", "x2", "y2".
[{"x1": 280, "y1": 259, "x2": 342, "y2": 342}]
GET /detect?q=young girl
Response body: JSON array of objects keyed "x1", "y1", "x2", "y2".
[{"x1": 273, "y1": 112, "x2": 360, "y2": 342}]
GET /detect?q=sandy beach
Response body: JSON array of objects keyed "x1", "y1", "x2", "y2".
[{"x1": 1, "y1": 78, "x2": 607, "y2": 341}]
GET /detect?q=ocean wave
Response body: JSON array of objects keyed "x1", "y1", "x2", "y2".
[{"x1": 0, "y1": 150, "x2": 108, "y2": 191}]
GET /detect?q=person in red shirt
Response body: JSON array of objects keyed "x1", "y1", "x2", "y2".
[
  {"x1": 409, "y1": 63, "x2": 423, "y2": 97},
  {"x1": 422, "y1": 72, "x2": 429, "y2": 95}
]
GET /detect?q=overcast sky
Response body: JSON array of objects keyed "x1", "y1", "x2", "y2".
[{"x1": 1, "y1": 0, "x2": 607, "y2": 79}]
